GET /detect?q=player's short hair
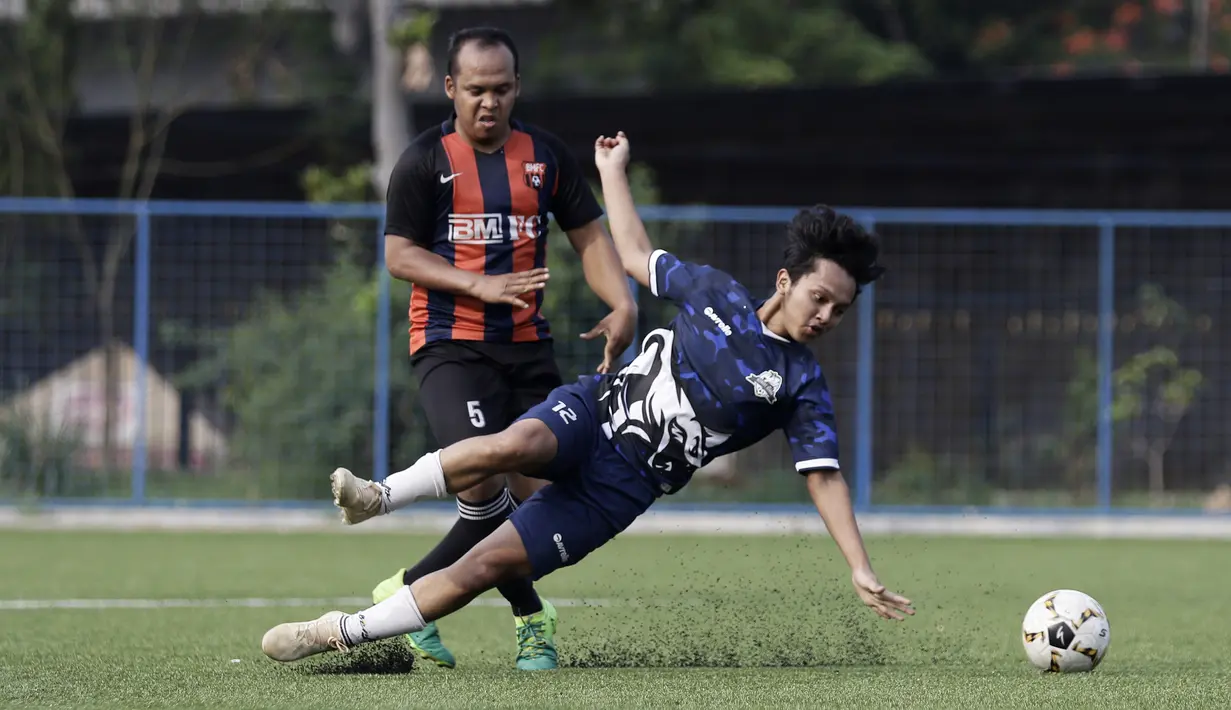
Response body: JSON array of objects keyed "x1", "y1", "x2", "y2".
[
  {"x1": 782, "y1": 205, "x2": 886, "y2": 294},
  {"x1": 447, "y1": 27, "x2": 520, "y2": 76}
]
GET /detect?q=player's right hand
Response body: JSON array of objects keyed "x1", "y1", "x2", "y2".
[
  {"x1": 594, "y1": 131, "x2": 630, "y2": 170},
  {"x1": 469, "y1": 268, "x2": 550, "y2": 309},
  {"x1": 851, "y1": 567, "x2": 915, "y2": 621}
]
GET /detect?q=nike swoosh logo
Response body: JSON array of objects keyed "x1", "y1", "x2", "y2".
[{"x1": 440, "y1": 172, "x2": 462, "y2": 184}]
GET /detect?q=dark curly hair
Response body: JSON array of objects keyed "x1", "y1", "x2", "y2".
[{"x1": 782, "y1": 205, "x2": 885, "y2": 295}]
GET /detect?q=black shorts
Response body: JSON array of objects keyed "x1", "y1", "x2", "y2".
[{"x1": 410, "y1": 340, "x2": 564, "y2": 447}]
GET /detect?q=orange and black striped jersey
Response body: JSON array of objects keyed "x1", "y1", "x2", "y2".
[{"x1": 384, "y1": 117, "x2": 603, "y2": 354}]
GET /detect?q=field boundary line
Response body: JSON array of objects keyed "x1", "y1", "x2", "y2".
[{"x1": 3, "y1": 506, "x2": 1231, "y2": 539}]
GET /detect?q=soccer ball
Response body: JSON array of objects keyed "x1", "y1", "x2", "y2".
[{"x1": 1021, "y1": 589, "x2": 1110, "y2": 673}]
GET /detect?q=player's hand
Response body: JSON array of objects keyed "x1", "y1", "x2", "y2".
[
  {"x1": 468, "y1": 268, "x2": 550, "y2": 309},
  {"x1": 851, "y1": 567, "x2": 915, "y2": 621},
  {"x1": 594, "y1": 132, "x2": 631, "y2": 171},
  {"x1": 580, "y1": 305, "x2": 637, "y2": 374}
]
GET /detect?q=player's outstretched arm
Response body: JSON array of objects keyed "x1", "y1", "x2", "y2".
[
  {"x1": 565, "y1": 222, "x2": 638, "y2": 372},
  {"x1": 805, "y1": 469, "x2": 916, "y2": 621},
  {"x1": 595, "y1": 132, "x2": 655, "y2": 289}
]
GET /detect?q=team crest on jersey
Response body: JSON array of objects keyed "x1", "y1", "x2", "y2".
[
  {"x1": 746, "y1": 370, "x2": 783, "y2": 404},
  {"x1": 523, "y1": 162, "x2": 546, "y2": 190}
]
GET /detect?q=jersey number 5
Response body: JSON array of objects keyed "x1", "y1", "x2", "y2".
[
  {"x1": 467, "y1": 400, "x2": 486, "y2": 428},
  {"x1": 552, "y1": 401, "x2": 578, "y2": 424}
]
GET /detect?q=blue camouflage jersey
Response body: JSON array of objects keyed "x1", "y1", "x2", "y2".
[{"x1": 597, "y1": 249, "x2": 841, "y2": 495}]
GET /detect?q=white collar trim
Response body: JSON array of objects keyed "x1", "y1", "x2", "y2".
[{"x1": 760, "y1": 321, "x2": 791, "y2": 342}]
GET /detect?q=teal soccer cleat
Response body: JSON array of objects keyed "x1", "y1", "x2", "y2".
[{"x1": 514, "y1": 598, "x2": 559, "y2": 670}]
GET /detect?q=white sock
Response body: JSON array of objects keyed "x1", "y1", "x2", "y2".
[
  {"x1": 382, "y1": 450, "x2": 447, "y2": 512},
  {"x1": 338, "y1": 585, "x2": 426, "y2": 647}
]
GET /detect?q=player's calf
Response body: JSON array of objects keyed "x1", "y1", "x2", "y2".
[
  {"x1": 409, "y1": 523, "x2": 534, "y2": 619},
  {"x1": 332, "y1": 421, "x2": 559, "y2": 524}
]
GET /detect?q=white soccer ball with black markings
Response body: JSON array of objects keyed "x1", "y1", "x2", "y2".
[{"x1": 1021, "y1": 589, "x2": 1110, "y2": 673}]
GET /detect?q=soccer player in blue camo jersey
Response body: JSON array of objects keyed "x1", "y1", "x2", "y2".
[{"x1": 261, "y1": 131, "x2": 916, "y2": 663}]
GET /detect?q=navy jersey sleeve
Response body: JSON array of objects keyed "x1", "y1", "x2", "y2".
[
  {"x1": 784, "y1": 370, "x2": 841, "y2": 473},
  {"x1": 648, "y1": 250, "x2": 739, "y2": 306},
  {"x1": 537, "y1": 129, "x2": 603, "y2": 231},
  {"x1": 383, "y1": 134, "x2": 437, "y2": 246}
]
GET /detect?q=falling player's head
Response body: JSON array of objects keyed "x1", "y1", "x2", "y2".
[
  {"x1": 774, "y1": 206, "x2": 885, "y2": 342},
  {"x1": 445, "y1": 27, "x2": 520, "y2": 148}
]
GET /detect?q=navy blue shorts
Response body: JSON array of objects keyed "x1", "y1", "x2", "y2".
[{"x1": 508, "y1": 376, "x2": 659, "y2": 580}]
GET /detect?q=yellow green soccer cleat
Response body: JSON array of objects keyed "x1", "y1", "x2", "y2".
[
  {"x1": 371, "y1": 568, "x2": 456, "y2": 669},
  {"x1": 514, "y1": 598, "x2": 559, "y2": 671}
]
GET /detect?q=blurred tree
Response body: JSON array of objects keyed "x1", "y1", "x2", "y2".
[
  {"x1": 1049, "y1": 1, "x2": 1231, "y2": 75},
  {"x1": 0, "y1": 0, "x2": 80, "y2": 199},
  {"x1": 532, "y1": 0, "x2": 931, "y2": 90},
  {"x1": 855, "y1": 0, "x2": 1231, "y2": 78},
  {"x1": 300, "y1": 162, "x2": 379, "y2": 264},
  {"x1": 534, "y1": 0, "x2": 1231, "y2": 88},
  {"x1": 174, "y1": 255, "x2": 418, "y2": 498},
  {"x1": 0, "y1": 0, "x2": 356, "y2": 469},
  {"x1": 843, "y1": 0, "x2": 1073, "y2": 76},
  {"x1": 369, "y1": 2, "x2": 437, "y2": 193},
  {"x1": 1, "y1": 0, "x2": 200, "y2": 470},
  {"x1": 1061, "y1": 284, "x2": 1204, "y2": 499},
  {"x1": 300, "y1": 1, "x2": 435, "y2": 213},
  {"x1": 1114, "y1": 344, "x2": 1203, "y2": 495},
  {"x1": 163, "y1": 147, "x2": 409, "y2": 494}
]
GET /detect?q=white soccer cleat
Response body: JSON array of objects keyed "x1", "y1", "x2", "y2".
[
  {"x1": 330, "y1": 467, "x2": 387, "y2": 525},
  {"x1": 261, "y1": 610, "x2": 350, "y2": 662}
]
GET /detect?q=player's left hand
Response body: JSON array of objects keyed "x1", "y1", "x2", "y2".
[
  {"x1": 581, "y1": 305, "x2": 637, "y2": 374},
  {"x1": 852, "y1": 567, "x2": 915, "y2": 621},
  {"x1": 594, "y1": 132, "x2": 631, "y2": 171}
]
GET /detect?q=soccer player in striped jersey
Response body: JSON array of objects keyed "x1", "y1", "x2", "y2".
[{"x1": 374, "y1": 27, "x2": 637, "y2": 670}]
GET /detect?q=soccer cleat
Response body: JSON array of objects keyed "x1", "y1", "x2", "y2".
[
  {"x1": 330, "y1": 467, "x2": 386, "y2": 525},
  {"x1": 514, "y1": 598, "x2": 559, "y2": 671},
  {"x1": 405, "y1": 622, "x2": 455, "y2": 669},
  {"x1": 371, "y1": 568, "x2": 457, "y2": 669},
  {"x1": 261, "y1": 610, "x2": 349, "y2": 662}
]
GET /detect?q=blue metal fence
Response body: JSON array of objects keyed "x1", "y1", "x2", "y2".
[{"x1": 2, "y1": 197, "x2": 1230, "y2": 513}]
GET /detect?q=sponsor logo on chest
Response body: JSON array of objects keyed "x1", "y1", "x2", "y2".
[
  {"x1": 447, "y1": 213, "x2": 541, "y2": 244},
  {"x1": 703, "y1": 306, "x2": 733, "y2": 336}
]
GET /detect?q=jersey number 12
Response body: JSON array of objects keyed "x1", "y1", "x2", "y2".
[{"x1": 553, "y1": 401, "x2": 578, "y2": 424}]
